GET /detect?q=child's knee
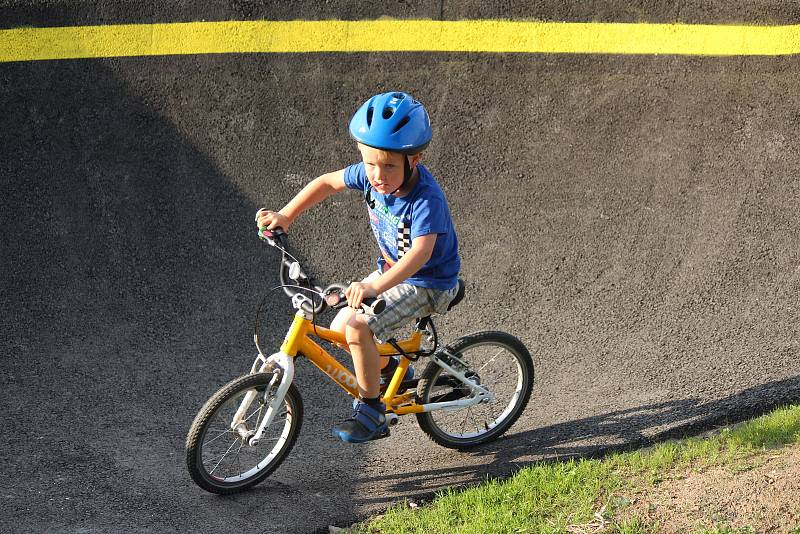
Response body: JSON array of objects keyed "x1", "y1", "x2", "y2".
[
  {"x1": 345, "y1": 314, "x2": 373, "y2": 342},
  {"x1": 330, "y1": 307, "x2": 355, "y2": 334}
]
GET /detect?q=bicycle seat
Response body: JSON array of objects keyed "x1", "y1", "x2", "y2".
[{"x1": 447, "y1": 278, "x2": 466, "y2": 311}]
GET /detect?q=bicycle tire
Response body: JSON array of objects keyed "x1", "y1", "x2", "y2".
[
  {"x1": 415, "y1": 331, "x2": 533, "y2": 449},
  {"x1": 186, "y1": 372, "x2": 303, "y2": 494}
]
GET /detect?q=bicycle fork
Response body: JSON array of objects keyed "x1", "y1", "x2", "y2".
[{"x1": 231, "y1": 352, "x2": 295, "y2": 446}]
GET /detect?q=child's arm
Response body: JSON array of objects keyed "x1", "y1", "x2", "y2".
[
  {"x1": 344, "y1": 234, "x2": 437, "y2": 307},
  {"x1": 256, "y1": 169, "x2": 347, "y2": 230}
]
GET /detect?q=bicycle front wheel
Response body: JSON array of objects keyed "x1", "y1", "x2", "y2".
[
  {"x1": 415, "y1": 331, "x2": 533, "y2": 449},
  {"x1": 186, "y1": 372, "x2": 303, "y2": 494}
]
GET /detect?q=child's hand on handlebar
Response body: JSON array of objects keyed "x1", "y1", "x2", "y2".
[
  {"x1": 255, "y1": 209, "x2": 290, "y2": 231},
  {"x1": 345, "y1": 281, "x2": 378, "y2": 309}
]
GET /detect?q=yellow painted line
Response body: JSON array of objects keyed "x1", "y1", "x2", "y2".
[{"x1": 2, "y1": 19, "x2": 799, "y2": 62}]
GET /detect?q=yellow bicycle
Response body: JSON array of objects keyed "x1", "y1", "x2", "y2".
[{"x1": 186, "y1": 228, "x2": 534, "y2": 494}]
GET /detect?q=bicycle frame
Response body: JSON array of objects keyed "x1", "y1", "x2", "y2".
[{"x1": 235, "y1": 309, "x2": 492, "y2": 444}]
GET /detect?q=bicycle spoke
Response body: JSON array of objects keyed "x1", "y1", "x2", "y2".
[
  {"x1": 209, "y1": 437, "x2": 240, "y2": 476},
  {"x1": 235, "y1": 440, "x2": 245, "y2": 477},
  {"x1": 477, "y1": 348, "x2": 505, "y2": 373},
  {"x1": 207, "y1": 436, "x2": 239, "y2": 464},
  {"x1": 470, "y1": 409, "x2": 482, "y2": 433},
  {"x1": 489, "y1": 402, "x2": 498, "y2": 426},
  {"x1": 243, "y1": 403, "x2": 265, "y2": 425},
  {"x1": 251, "y1": 403, "x2": 266, "y2": 436},
  {"x1": 204, "y1": 429, "x2": 236, "y2": 446},
  {"x1": 460, "y1": 406, "x2": 472, "y2": 436}
]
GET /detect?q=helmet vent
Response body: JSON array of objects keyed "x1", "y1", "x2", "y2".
[
  {"x1": 366, "y1": 106, "x2": 374, "y2": 126},
  {"x1": 392, "y1": 116, "x2": 410, "y2": 133},
  {"x1": 382, "y1": 107, "x2": 395, "y2": 120}
]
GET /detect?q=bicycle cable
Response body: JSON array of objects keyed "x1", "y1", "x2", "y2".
[
  {"x1": 253, "y1": 283, "x2": 325, "y2": 359},
  {"x1": 255, "y1": 233, "x2": 327, "y2": 354}
]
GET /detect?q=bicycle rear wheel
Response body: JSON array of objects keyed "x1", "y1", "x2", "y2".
[
  {"x1": 415, "y1": 331, "x2": 533, "y2": 449},
  {"x1": 186, "y1": 372, "x2": 303, "y2": 494}
]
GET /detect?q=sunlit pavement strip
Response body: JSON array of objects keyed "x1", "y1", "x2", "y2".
[{"x1": 1, "y1": 19, "x2": 799, "y2": 62}]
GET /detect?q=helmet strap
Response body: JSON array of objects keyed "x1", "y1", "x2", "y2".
[{"x1": 389, "y1": 156, "x2": 414, "y2": 196}]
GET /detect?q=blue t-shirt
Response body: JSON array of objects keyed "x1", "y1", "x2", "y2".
[{"x1": 343, "y1": 163, "x2": 460, "y2": 290}]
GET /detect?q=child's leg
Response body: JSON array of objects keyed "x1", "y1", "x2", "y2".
[
  {"x1": 344, "y1": 313, "x2": 381, "y2": 398},
  {"x1": 331, "y1": 283, "x2": 439, "y2": 443},
  {"x1": 350, "y1": 282, "x2": 435, "y2": 396},
  {"x1": 331, "y1": 313, "x2": 389, "y2": 444},
  {"x1": 331, "y1": 307, "x2": 390, "y2": 371}
]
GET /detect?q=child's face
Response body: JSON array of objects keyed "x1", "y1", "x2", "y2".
[{"x1": 357, "y1": 144, "x2": 409, "y2": 195}]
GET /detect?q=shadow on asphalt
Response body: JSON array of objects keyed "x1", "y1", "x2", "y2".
[
  {"x1": 354, "y1": 374, "x2": 800, "y2": 502},
  {"x1": 1, "y1": 56, "x2": 361, "y2": 533}
]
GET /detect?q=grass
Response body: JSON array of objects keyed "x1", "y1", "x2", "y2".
[{"x1": 357, "y1": 405, "x2": 800, "y2": 533}]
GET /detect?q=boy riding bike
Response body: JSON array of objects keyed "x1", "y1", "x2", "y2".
[
  {"x1": 186, "y1": 94, "x2": 531, "y2": 491},
  {"x1": 255, "y1": 92, "x2": 461, "y2": 443}
]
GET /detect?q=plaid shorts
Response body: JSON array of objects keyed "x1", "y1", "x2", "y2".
[{"x1": 362, "y1": 271, "x2": 460, "y2": 343}]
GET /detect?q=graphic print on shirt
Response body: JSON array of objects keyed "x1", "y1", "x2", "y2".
[
  {"x1": 367, "y1": 199, "x2": 411, "y2": 264},
  {"x1": 397, "y1": 221, "x2": 411, "y2": 259}
]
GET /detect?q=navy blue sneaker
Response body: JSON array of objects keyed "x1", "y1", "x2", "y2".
[{"x1": 331, "y1": 401, "x2": 390, "y2": 443}]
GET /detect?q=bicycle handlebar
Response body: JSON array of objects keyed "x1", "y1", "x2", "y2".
[
  {"x1": 258, "y1": 226, "x2": 385, "y2": 315},
  {"x1": 321, "y1": 284, "x2": 386, "y2": 314}
]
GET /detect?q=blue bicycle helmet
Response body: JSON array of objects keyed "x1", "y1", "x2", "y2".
[{"x1": 349, "y1": 92, "x2": 432, "y2": 155}]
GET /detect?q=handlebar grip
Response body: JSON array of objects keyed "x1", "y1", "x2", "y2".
[
  {"x1": 363, "y1": 298, "x2": 386, "y2": 315},
  {"x1": 258, "y1": 226, "x2": 273, "y2": 241},
  {"x1": 259, "y1": 226, "x2": 289, "y2": 247}
]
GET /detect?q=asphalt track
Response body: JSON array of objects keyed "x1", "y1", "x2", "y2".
[{"x1": 2, "y1": 3, "x2": 800, "y2": 533}]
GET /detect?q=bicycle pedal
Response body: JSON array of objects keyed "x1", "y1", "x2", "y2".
[{"x1": 385, "y1": 413, "x2": 399, "y2": 426}]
